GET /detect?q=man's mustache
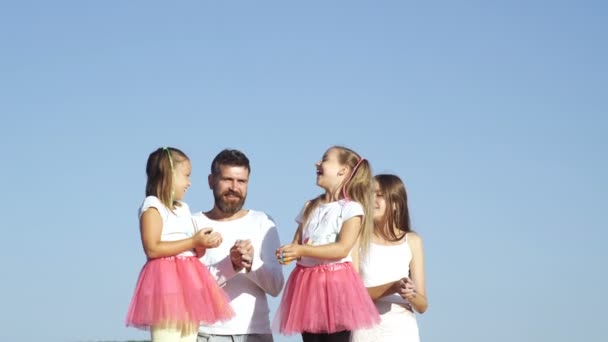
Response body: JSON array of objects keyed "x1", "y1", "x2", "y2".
[{"x1": 222, "y1": 190, "x2": 243, "y2": 199}]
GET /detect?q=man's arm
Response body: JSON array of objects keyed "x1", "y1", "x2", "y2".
[
  {"x1": 243, "y1": 217, "x2": 285, "y2": 297},
  {"x1": 204, "y1": 252, "x2": 240, "y2": 286}
]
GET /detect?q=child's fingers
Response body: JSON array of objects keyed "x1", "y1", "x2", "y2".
[
  {"x1": 276, "y1": 248, "x2": 293, "y2": 264},
  {"x1": 200, "y1": 227, "x2": 213, "y2": 234}
]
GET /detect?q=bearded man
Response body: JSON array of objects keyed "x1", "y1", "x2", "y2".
[{"x1": 193, "y1": 149, "x2": 284, "y2": 342}]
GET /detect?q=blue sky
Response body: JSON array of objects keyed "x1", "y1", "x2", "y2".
[{"x1": 1, "y1": 1, "x2": 606, "y2": 341}]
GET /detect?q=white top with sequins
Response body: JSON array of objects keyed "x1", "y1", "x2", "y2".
[{"x1": 296, "y1": 199, "x2": 364, "y2": 267}]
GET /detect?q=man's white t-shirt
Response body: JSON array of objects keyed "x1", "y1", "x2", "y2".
[{"x1": 192, "y1": 210, "x2": 284, "y2": 335}]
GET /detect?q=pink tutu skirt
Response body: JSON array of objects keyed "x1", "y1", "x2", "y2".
[
  {"x1": 274, "y1": 262, "x2": 380, "y2": 334},
  {"x1": 125, "y1": 255, "x2": 234, "y2": 330}
]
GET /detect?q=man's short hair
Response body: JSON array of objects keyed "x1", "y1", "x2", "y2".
[{"x1": 211, "y1": 149, "x2": 251, "y2": 176}]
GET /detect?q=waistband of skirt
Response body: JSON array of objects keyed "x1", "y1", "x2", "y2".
[
  {"x1": 295, "y1": 261, "x2": 353, "y2": 271},
  {"x1": 148, "y1": 254, "x2": 198, "y2": 261}
]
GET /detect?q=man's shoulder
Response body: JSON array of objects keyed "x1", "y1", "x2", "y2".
[
  {"x1": 191, "y1": 210, "x2": 208, "y2": 220},
  {"x1": 246, "y1": 209, "x2": 275, "y2": 223}
]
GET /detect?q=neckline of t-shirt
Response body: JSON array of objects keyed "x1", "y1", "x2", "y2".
[
  {"x1": 199, "y1": 209, "x2": 252, "y2": 222},
  {"x1": 319, "y1": 199, "x2": 350, "y2": 207},
  {"x1": 371, "y1": 233, "x2": 410, "y2": 247}
]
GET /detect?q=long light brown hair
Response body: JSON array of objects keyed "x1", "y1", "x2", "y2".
[
  {"x1": 145, "y1": 147, "x2": 189, "y2": 210},
  {"x1": 374, "y1": 174, "x2": 411, "y2": 241}
]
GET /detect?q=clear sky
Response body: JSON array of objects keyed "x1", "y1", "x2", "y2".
[{"x1": 1, "y1": 1, "x2": 606, "y2": 341}]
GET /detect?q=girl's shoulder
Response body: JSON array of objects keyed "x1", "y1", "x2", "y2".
[
  {"x1": 139, "y1": 196, "x2": 169, "y2": 217},
  {"x1": 141, "y1": 196, "x2": 162, "y2": 209},
  {"x1": 140, "y1": 197, "x2": 190, "y2": 212},
  {"x1": 340, "y1": 199, "x2": 363, "y2": 208},
  {"x1": 336, "y1": 200, "x2": 364, "y2": 221},
  {"x1": 339, "y1": 199, "x2": 364, "y2": 212},
  {"x1": 405, "y1": 231, "x2": 424, "y2": 250},
  {"x1": 175, "y1": 200, "x2": 191, "y2": 213}
]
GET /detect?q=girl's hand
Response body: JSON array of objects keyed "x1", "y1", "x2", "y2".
[
  {"x1": 276, "y1": 243, "x2": 302, "y2": 265},
  {"x1": 398, "y1": 277, "x2": 417, "y2": 300},
  {"x1": 194, "y1": 228, "x2": 223, "y2": 248}
]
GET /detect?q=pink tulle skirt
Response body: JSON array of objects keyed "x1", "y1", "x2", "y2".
[
  {"x1": 125, "y1": 255, "x2": 234, "y2": 330},
  {"x1": 274, "y1": 262, "x2": 380, "y2": 334}
]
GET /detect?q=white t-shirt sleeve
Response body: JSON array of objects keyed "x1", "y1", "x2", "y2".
[
  {"x1": 244, "y1": 214, "x2": 285, "y2": 297},
  {"x1": 341, "y1": 201, "x2": 364, "y2": 222},
  {"x1": 206, "y1": 256, "x2": 239, "y2": 286},
  {"x1": 139, "y1": 196, "x2": 167, "y2": 218},
  {"x1": 295, "y1": 202, "x2": 309, "y2": 224}
]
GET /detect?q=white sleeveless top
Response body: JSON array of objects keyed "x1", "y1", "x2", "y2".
[{"x1": 359, "y1": 235, "x2": 412, "y2": 305}]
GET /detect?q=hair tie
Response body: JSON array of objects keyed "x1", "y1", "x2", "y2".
[
  {"x1": 163, "y1": 147, "x2": 174, "y2": 173},
  {"x1": 163, "y1": 147, "x2": 175, "y2": 204}
]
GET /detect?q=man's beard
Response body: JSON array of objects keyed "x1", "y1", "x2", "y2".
[{"x1": 213, "y1": 189, "x2": 246, "y2": 215}]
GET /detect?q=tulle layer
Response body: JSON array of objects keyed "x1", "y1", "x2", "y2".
[
  {"x1": 126, "y1": 256, "x2": 234, "y2": 330},
  {"x1": 274, "y1": 262, "x2": 380, "y2": 334}
]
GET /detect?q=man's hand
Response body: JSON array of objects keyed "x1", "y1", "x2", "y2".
[{"x1": 230, "y1": 239, "x2": 254, "y2": 272}]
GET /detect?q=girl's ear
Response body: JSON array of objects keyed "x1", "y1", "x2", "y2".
[{"x1": 337, "y1": 166, "x2": 348, "y2": 176}]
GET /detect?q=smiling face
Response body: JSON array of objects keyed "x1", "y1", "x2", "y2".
[
  {"x1": 372, "y1": 180, "x2": 387, "y2": 223},
  {"x1": 209, "y1": 165, "x2": 249, "y2": 215},
  {"x1": 172, "y1": 160, "x2": 192, "y2": 201},
  {"x1": 372, "y1": 174, "x2": 412, "y2": 241},
  {"x1": 315, "y1": 148, "x2": 347, "y2": 193}
]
